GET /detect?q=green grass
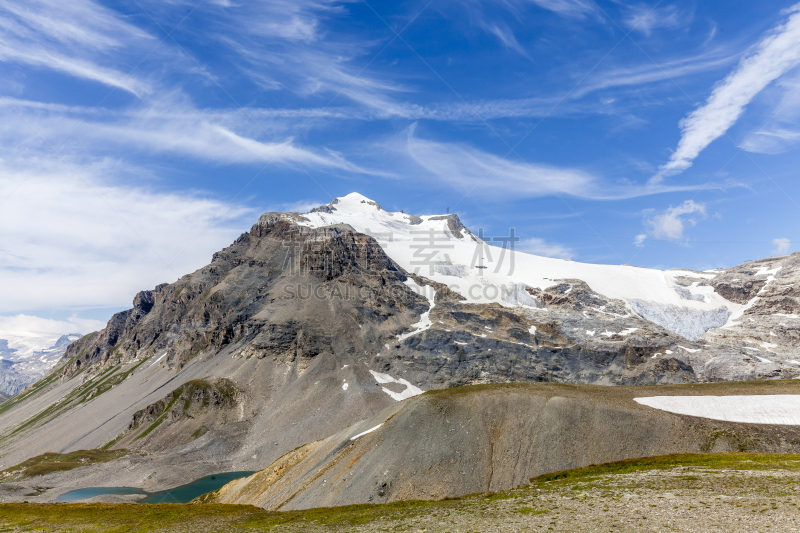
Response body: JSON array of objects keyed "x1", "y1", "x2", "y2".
[
  {"x1": 2, "y1": 367, "x2": 119, "y2": 442},
  {"x1": 100, "y1": 434, "x2": 125, "y2": 451},
  {"x1": 0, "y1": 373, "x2": 59, "y2": 418},
  {"x1": 1, "y1": 449, "x2": 130, "y2": 481},
  {"x1": 513, "y1": 506, "x2": 549, "y2": 515},
  {"x1": 531, "y1": 453, "x2": 800, "y2": 484},
  {"x1": 1, "y1": 355, "x2": 156, "y2": 445},
  {"x1": 1, "y1": 453, "x2": 798, "y2": 532},
  {"x1": 0, "y1": 499, "x2": 461, "y2": 532}
]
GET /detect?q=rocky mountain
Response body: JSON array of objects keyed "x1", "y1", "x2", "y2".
[
  {"x1": 0, "y1": 334, "x2": 82, "y2": 396},
  {"x1": 0, "y1": 192, "x2": 798, "y2": 505}
]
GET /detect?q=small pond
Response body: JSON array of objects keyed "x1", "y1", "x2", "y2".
[
  {"x1": 55, "y1": 471, "x2": 255, "y2": 504},
  {"x1": 55, "y1": 486, "x2": 146, "y2": 503}
]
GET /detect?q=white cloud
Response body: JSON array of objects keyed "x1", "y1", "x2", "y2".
[
  {"x1": 773, "y1": 237, "x2": 792, "y2": 255},
  {"x1": 574, "y1": 52, "x2": 734, "y2": 98},
  {"x1": 524, "y1": 0, "x2": 598, "y2": 18},
  {"x1": 189, "y1": 0, "x2": 407, "y2": 111},
  {"x1": 740, "y1": 70, "x2": 800, "y2": 154},
  {"x1": 402, "y1": 125, "x2": 727, "y2": 200},
  {"x1": 404, "y1": 124, "x2": 598, "y2": 199},
  {"x1": 622, "y1": 4, "x2": 690, "y2": 36},
  {"x1": 0, "y1": 315, "x2": 105, "y2": 358},
  {"x1": 657, "y1": 3, "x2": 800, "y2": 179},
  {"x1": 0, "y1": 158, "x2": 255, "y2": 315},
  {"x1": 466, "y1": 0, "x2": 598, "y2": 21},
  {"x1": 483, "y1": 22, "x2": 528, "y2": 55},
  {"x1": 228, "y1": 49, "x2": 730, "y2": 121},
  {"x1": 516, "y1": 237, "x2": 573, "y2": 259},
  {"x1": 740, "y1": 126, "x2": 800, "y2": 154},
  {"x1": 635, "y1": 200, "x2": 707, "y2": 245},
  {"x1": 460, "y1": 0, "x2": 598, "y2": 57},
  {"x1": 0, "y1": 315, "x2": 102, "y2": 338},
  {"x1": 0, "y1": 0, "x2": 156, "y2": 95},
  {"x1": 0, "y1": 97, "x2": 375, "y2": 174}
]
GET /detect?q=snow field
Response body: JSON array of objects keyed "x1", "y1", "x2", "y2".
[{"x1": 634, "y1": 395, "x2": 800, "y2": 425}]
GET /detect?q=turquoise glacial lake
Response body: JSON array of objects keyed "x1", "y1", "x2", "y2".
[{"x1": 55, "y1": 471, "x2": 255, "y2": 504}]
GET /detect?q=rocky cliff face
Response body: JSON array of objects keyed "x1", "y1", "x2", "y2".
[{"x1": 60, "y1": 220, "x2": 418, "y2": 382}]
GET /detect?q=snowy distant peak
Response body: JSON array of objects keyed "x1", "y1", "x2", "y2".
[
  {"x1": 0, "y1": 340, "x2": 18, "y2": 359},
  {"x1": 0, "y1": 332, "x2": 83, "y2": 396},
  {"x1": 54, "y1": 334, "x2": 83, "y2": 350}
]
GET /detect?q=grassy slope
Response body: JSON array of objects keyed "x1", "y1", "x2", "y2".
[
  {"x1": 0, "y1": 357, "x2": 153, "y2": 447},
  {"x1": 1, "y1": 450, "x2": 130, "y2": 482},
  {"x1": 1, "y1": 453, "x2": 799, "y2": 532}
]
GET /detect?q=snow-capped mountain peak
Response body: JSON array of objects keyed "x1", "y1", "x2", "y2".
[{"x1": 286, "y1": 193, "x2": 740, "y2": 340}]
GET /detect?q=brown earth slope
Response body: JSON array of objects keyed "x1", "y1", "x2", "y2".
[{"x1": 205, "y1": 380, "x2": 800, "y2": 510}]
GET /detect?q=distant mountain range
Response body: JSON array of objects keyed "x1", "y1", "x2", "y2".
[
  {"x1": 0, "y1": 334, "x2": 82, "y2": 396},
  {"x1": 0, "y1": 193, "x2": 798, "y2": 506}
]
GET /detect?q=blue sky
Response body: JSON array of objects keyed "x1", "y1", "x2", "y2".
[{"x1": 1, "y1": 0, "x2": 800, "y2": 337}]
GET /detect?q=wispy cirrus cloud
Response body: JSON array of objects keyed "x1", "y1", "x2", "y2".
[
  {"x1": 516, "y1": 0, "x2": 598, "y2": 19},
  {"x1": 741, "y1": 125, "x2": 800, "y2": 154},
  {"x1": 172, "y1": 0, "x2": 408, "y2": 110},
  {"x1": 573, "y1": 51, "x2": 735, "y2": 98},
  {"x1": 482, "y1": 22, "x2": 528, "y2": 55},
  {"x1": 458, "y1": 0, "x2": 599, "y2": 53},
  {"x1": 0, "y1": 96, "x2": 377, "y2": 174},
  {"x1": 0, "y1": 0, "x2": 156, "y2": 95},
  {"x1": 401, "y1": 124, "x2": 726, "y2": 200},
  {"x1": 656, "y1": 3, "x2": 800, "y2": 179},
  {"x1": 740, "y1": 70, "x2": 800, "y2": 154},
  {"x1": 622, "y1": 3, "x2": 691, "y2": 36},
  {"x1": 404, "y1": 124, "x2": 597, "y2": 198}
]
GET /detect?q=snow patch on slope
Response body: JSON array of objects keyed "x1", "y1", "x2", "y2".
[
  {"x1": 148, "y1": 351, "x2": 167, "y2": 367},
  {"x1": 634, "y1": 395, "x2": 800, "y2": 425},
  {"x1": 397, "y1": 279, "x2": 436, "y2": 341},
  {"x1": 350, "y1": 424, "x2": 382, "y2": 440},
  {"x1": 369, "y1": 370, "x2": 424, "y2": 401}
]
